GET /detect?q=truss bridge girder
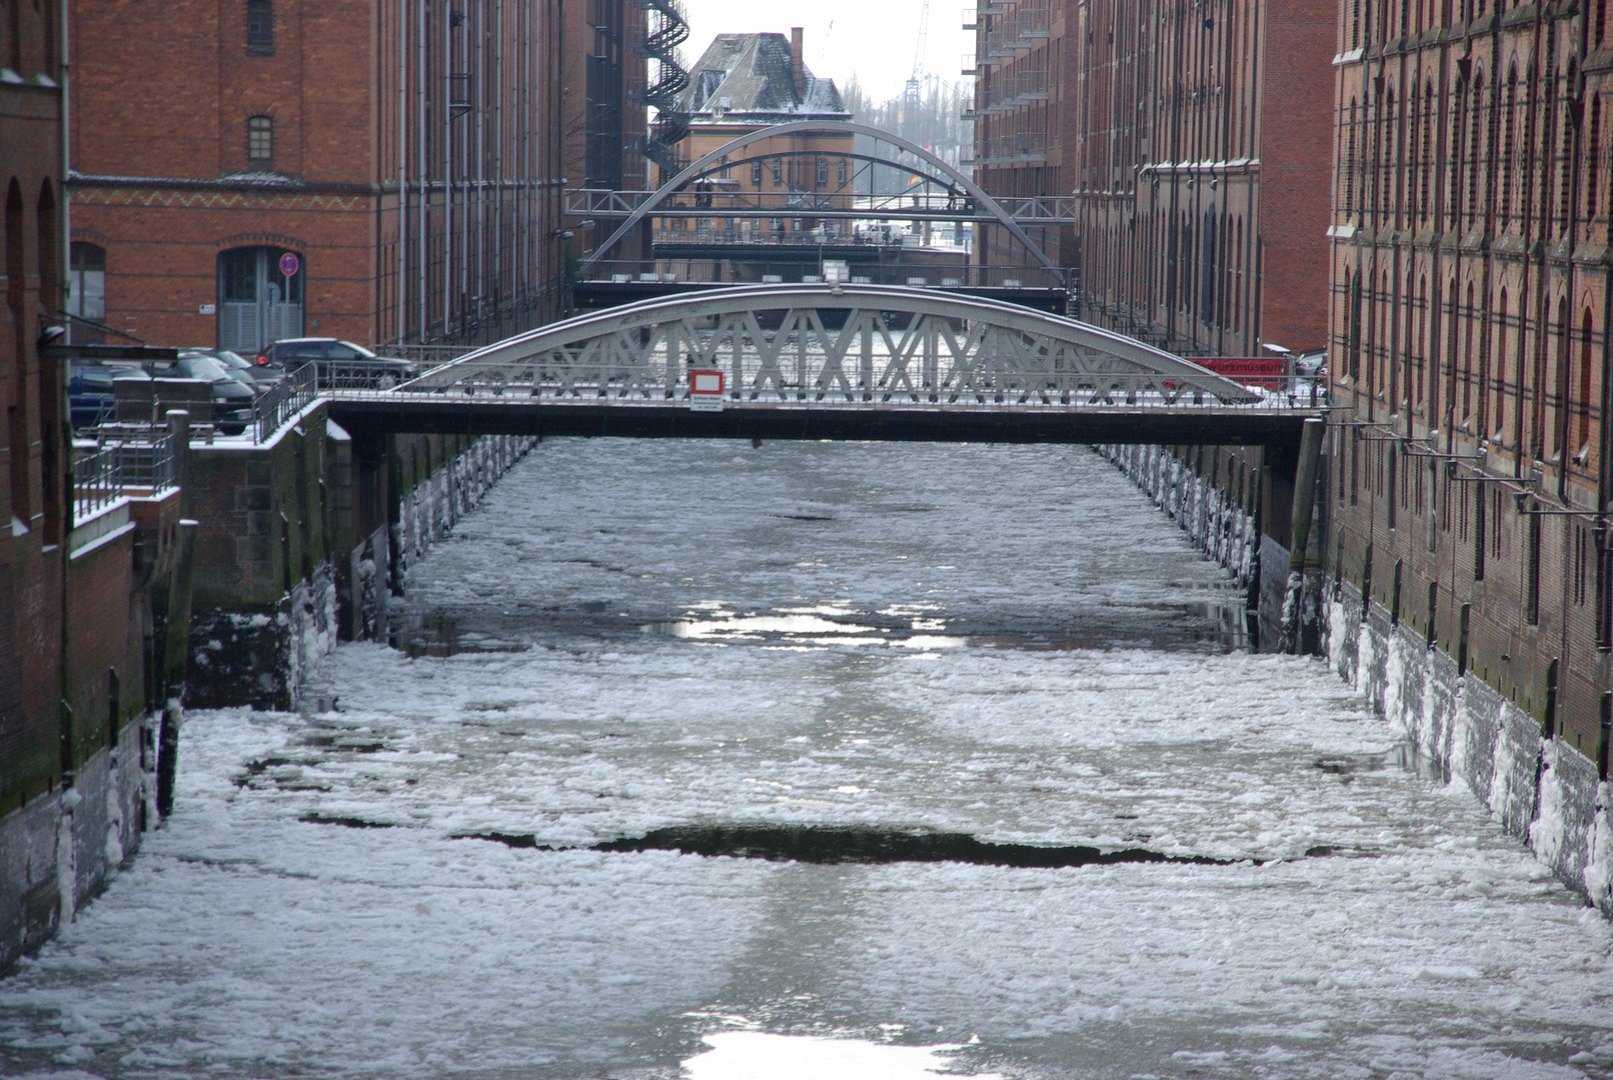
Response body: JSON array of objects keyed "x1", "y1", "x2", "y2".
[{"x1": 397, "y1": 284, "x2": 1284, "y2": 414}]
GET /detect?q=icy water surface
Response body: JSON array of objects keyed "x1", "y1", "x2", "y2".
[{"x1": 3, "y1": 440, "x2": 1612, "y2": 1079}]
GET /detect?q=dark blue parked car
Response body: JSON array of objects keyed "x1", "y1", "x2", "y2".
[{"x1": 68, "y1": 363, "x2": 148, "y2": 430}]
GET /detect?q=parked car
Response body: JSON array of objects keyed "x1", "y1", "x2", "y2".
[
  {"x1": 254, "y1": 338, "x2": 413, "y2": 389},
  {"x1": 145, "y1": 353, "x2": 257, "y2": 434},
  {"x1": 184, "y1": 347, "x2": 284, "y2": 390},
  {"x1": 68, "y1": 363, "x2": 148, "y2": 430}
]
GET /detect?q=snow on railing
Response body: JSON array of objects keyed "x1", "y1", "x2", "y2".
[{"x1": 73, "y1": 435, "x2": 176, "y2": 523}]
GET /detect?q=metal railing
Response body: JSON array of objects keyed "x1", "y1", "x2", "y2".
[
  {"x1": 576, "y1": 260, "x2": 1064, "y2": 290},
  {"x1": 367, "y1": 343, "x2": 482, "y2": 369},
  {"x1": 653, "y1": 225, "x2": 902, "y2": 248},
  {"x1": 347, "y1": 369, "x2": 1331, "y2": 415},
  {"x1": 566, "y1": 187, "x2": 1077, "y2": 225},
  {"x1": 252, "y1": 364, "x2": 320, "y2": 442},
  {"x1": 73, "y1": 435, "x2": 177, "y2": 523}
]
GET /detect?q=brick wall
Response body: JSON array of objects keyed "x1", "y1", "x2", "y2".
[
  {"x1": 1, "y1": 0, "x2": 67, "y2": 809},
  {"x1": 70, "y1": 0, "x2": 582, "y2": 350},
  {"x1": 1327, "y1": 2, "x2": 1613, "y2": 768},
  {"x1": 1069, "y1": 0, "x2": 1333, "y2": 358}
]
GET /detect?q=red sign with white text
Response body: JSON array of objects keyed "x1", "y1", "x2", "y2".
[
  {"x1": 690, "y1": 369, "x2": 724, "y2": 411},
  {"x1": 1187, "y1": 356, "x2": 1289, "y2": 389}
]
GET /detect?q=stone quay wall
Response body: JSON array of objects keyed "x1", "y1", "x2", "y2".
[
  {"x1": 1331, "y1": 585, "x2": 1612, "y2": 915},
  {"x1": 1099, "y1": 443, "x2": 1610, "y2": 913}
]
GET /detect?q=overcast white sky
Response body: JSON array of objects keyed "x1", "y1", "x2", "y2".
[{"x1": 679, "y1": 0, "x2": 973, "y2": 104}]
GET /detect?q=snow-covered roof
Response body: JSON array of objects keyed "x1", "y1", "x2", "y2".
[{"x1": 677, "y1": 33, "x2": 848, "y2": 122}]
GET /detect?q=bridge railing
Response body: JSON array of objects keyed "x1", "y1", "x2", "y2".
[
  {"x1": 365, "y1": 366, "x2": 1328, "y2": 413},
  {"x1": 367, "y1": 343, "x2": 481, "y2": 369},
  {"x1": 73, "y1": 435, "x2": 177, "y2": 523},
  {"x1": 579, "y1": 260, "x2": 1063, "y2": 290},
  {"x1": 566, "y1": 188, "x2": 1076, "y2": 225},
  {"x1": 251, "y1": 364, "x2": 320, "y2": 443}
]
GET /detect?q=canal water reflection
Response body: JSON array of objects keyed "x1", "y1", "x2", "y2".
[{"x1": 1, "y1": 440, "x2": 1610, "y2": 1079}]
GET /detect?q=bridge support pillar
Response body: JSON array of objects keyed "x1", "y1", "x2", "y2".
[
  {"x1": 1279, "y1": 417, "x2": 1329, "y2": 655},
  {"x1": 349, "y1": 428, "x2": 394, "y2": 639}
]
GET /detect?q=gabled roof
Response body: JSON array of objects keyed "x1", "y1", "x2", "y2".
[{"x1": 677, "y1": 33, "x2": 848, "y2": 121}]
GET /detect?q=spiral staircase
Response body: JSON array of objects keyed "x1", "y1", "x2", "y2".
[{"x1": 637, "y1": 0, "x2": 691, "y2": 177}]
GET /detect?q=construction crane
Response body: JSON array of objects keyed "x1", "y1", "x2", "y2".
[{"x1": 905, "y1": 0, "x2": 931, "y2": 102}]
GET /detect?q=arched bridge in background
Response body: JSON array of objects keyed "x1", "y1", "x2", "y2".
[
  {"x1": 575, "y1": 121, "x2": 1069, "y2": 281},
  {"x1": 328, "y1": 284, "x2": 1321, "y2": 449},
  {"x1": 570, "y1": 121, "x2": 1074, "y2": 312}
]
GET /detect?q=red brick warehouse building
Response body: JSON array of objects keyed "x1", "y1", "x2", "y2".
[
  {"x1": 1065, "y1": 0, "x2": 1334, "y2": 359},
  {"x1": 1, "y1": 0, "x2": 68, "y2": 821},
  {"x1": 1328, "y1": 0, "x2": 1613, "y2": 757},
  {"x1": 3, "y1": 0, "x2": 192, "y2": 972},
  {"x1": 68, "y1": 1, "x2": 617, "y2": 353},
  {"x1": 965, "y1": 0, "x2": 1082, "y2": 282}
]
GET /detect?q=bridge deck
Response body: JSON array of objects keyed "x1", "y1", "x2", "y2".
[
  {"x1": 572, "y1": 279, "x2": 1069, "y2": 313},
  {"x1": 329, "y1": 394, "x2": 1317, "y2": 450}
]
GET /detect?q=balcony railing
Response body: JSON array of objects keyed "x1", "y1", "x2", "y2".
[{"x1": 73, "y1": 436, "x2": 176, "y2": 523}]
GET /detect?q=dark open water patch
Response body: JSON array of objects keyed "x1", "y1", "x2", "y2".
[
  {"x1": 448, "y1": 824, "x2": 1249, "y2": 869},
  {"x1": 299, "y1": 813, "x2": 399, "y2": 830}
]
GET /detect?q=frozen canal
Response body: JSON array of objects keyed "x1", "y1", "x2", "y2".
[{"x1": 4, "y1": 439, "x2": 1613, "y2": 1079}]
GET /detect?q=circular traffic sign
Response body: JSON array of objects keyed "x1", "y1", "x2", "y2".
[{"x1": 278, "y1": 251, "x2": 301, "y2": 277}]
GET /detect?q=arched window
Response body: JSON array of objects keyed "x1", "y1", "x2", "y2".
[
  {"x1": 1467, "y1": 74, "x2": 1485, "y2": 225},
  {"x1": 246, "y1": 0, "x2": 274, "y2": 54},
  {"x1": 1377, "y1": 87, "x2": 1397, "y2": 220},
  {"x1": 1461, "y1": 280, "x2": 1476, "y2": 421},
  {"x1": 6, "y1": 179, "x2": 29, "y2": 526},
  {"x1": 1414, "y1": 273, "x2": 1427, "y2": 413},
  {"x1": 1493, "y1": 287, "x2": 1508, "y2": 438},
  {"x1": 1548, "y1": 297, "x2": 1569, "y2": 462},
  {"x1": 1346, "y1": 270, "x2": 1362, "y2": 379},
  {"x1": 36, "y1": 181, "x2": 57, "y2": 315},
  {"x1": 1575, "y1": 307, "x2": 1596, "y2": 460},
  {"x1": 69, "y1": 242, "x2": 107, "y2": 342},
  {"x1": 1449, "y1": 75, "x2": 1466, "y2": 230},
  {"x1": 1345, "y1": 98, "x2": 1359, "y2": 217},
  {"x1": 1587, "y1": 98, "x2": 1603, "y2": 227},
  {"x1": 1500, "y1": 66, "x2": 1518, "y2": 227},
  {"x1": 7, "y1": 1, "x2": 22, "y2": 74},
  {"x1": 247, "y1": 115, "x2": 274, "y2": 170},
  {"x1": 1200, "y1": 206, "x2": 1218, "y2": 323},
  {"x1": 1420, "y1": 82, "x2": 1435, "y2": 222}
]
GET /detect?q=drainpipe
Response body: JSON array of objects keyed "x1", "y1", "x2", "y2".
[
  {"x1": 444, "y1": 5, "x2": 454, "y2": 338},
  {"x1": 398, "y1": 0, "x2": 409, "y2": 344},
  {"x1": 418, "y1": 0, "x2": 428, "y2": 340},
  {"x1": 470, "y1": 0, "x2": 482, "y2": 341},
  {"x1": 55, "y1": 0, "x2": 77, "y2": 929},
  {"x1": 157, "y1": 411, "x2": 195, "y2": 819}
]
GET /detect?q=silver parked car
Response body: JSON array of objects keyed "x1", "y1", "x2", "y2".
[{"x1": 254, "y1": 338, "x2": 413, "y2": 389}]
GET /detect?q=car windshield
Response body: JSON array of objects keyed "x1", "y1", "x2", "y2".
[
  {"x1": 211, "y1": 350, "x2": 255, "y2": 371},
  {"x1": 342, "y1": 342, "x2": 379, "y2": 360},
  {"x1": 74, "y1": 367, "x2": 115, "y2": 391},
  {"x1": 178, "y1": 355, "x2": 233, "y2": 381}
]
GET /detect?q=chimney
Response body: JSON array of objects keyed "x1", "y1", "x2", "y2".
[{"x1": 791, "y1": 27, "x2": 804, "y2": 94}]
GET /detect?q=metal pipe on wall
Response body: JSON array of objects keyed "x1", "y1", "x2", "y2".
[
  {"x1": 398, "y1": 0, "x2": 409, "y2": 344},
  {"x1": 462, "y1": 5, "x2": 472, "y2": 337},
  {"x1": 443, "y1": 2, "x2": 454, "y2": 337},
  {"x1": 418, "y1": 0, "x2": 428, "y2": 341},
  {"x1": 475, "y1": 0, "x2": 486, "y2": 340},
  {"x1": 492, "y1": 0, "x2": 504, "y2": 335}
]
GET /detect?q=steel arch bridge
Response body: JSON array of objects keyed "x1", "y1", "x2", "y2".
[
  {"x1": 329, "y1": 285, "x2": 1320, "y2": 448},
  {"x1": 577, "y1": 121, "x2": 1066, "y2": 281}
]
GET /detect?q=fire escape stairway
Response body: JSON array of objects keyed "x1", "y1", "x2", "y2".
[{"x1": 637, "y1": 0, "x2": 691, "y2": 174}]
